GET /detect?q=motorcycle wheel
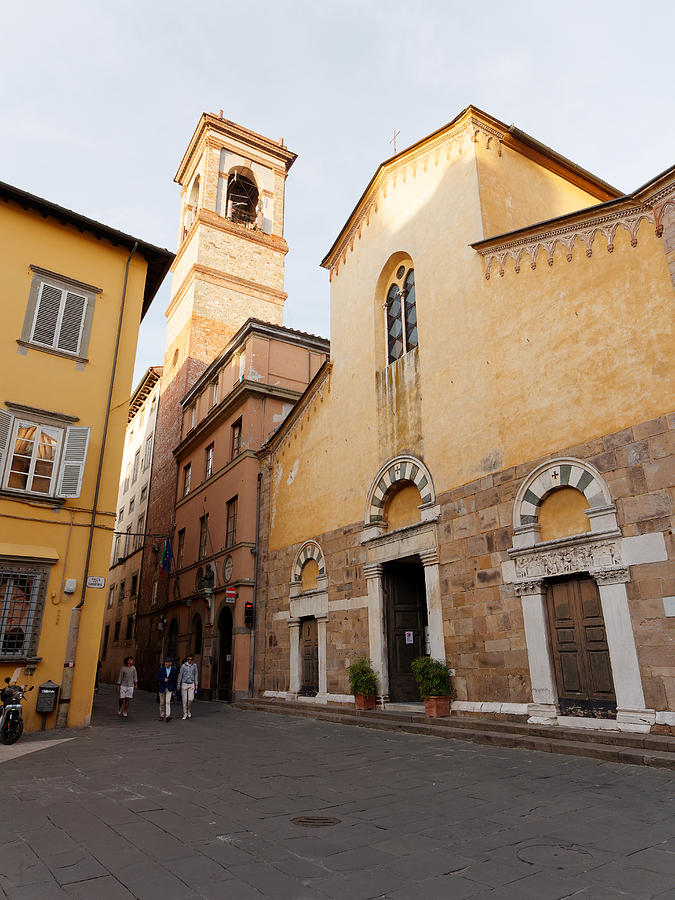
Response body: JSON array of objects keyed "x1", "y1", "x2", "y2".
[{"x1": 0, "y1": 712, "x2": 23, "y2": 745}]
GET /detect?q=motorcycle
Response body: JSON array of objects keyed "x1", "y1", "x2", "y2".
[{"x1": 0, "y1": 677, "x2": 34, "y2": 745}]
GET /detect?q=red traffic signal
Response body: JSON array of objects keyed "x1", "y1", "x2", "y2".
[{"x1": 244, "y1": 601, "x2": 254, "y2": 628}]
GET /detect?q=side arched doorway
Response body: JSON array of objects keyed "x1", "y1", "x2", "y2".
[{"x1": 216, "y1": 607, "x2": 233, "y2": 701}]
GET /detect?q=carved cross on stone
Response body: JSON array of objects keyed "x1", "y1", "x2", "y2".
[{"x1": 551, "y1": 470, "x2": 559, "y2": 482}]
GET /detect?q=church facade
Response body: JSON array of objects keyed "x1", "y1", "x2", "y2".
[{"x1": 253, "y1": 106, "x2": 675, "y2": 734}]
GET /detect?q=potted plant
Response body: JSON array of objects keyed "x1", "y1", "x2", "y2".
[
  {"x1": 347, "y1": 656, "x2": 378, "y2": 711},
  {"x1": 411, "y1": 657, "x2": 455, "y2": 717}
]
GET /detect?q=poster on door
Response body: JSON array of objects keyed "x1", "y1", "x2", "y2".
[{"x1": 405, "y1": 631, "x2": 414, "y2": 644}]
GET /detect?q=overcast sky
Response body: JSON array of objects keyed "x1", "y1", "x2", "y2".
[{"x1": 3, "y1": 1, "x2": 673, "y2": 386}]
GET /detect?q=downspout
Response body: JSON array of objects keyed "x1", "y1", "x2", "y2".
[
  {"x1": 56, "y1": 242, "x2": 138, "y2": 728},
  {"x1": 248, "y1": 470, "x2": 262, "y2": 697}
]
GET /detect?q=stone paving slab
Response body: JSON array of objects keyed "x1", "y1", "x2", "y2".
[{"x1": 0, "y1": 685, "x2": 672, "y2": 899}]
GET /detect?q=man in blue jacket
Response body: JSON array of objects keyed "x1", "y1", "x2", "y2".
[{"x1": 157, "y1": 657, "x2": 178, "y2": 722}]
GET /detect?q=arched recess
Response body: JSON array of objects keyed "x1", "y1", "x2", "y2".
[
  {"x1": 374, "y1": 252, "x2": 416, "y2": 368},
  {"x1": 366, "y1": 455, "x2": 434, "y2": 525},
  {"x1": 291, "y1": 541, "x2": 326, "y2": 584},
  {"x1": 226, "y1": 167, "x2": 260, "y2": 226},
  {"x1": 513, "y1": 457, "x2": 612, "y2": 531}
]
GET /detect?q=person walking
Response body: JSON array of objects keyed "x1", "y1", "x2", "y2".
[
  {"x1": 177, "y1": 654, "x2": 199, "y2": 720},
  {"x1": 156, "y1": 656, "x2": 178, "y2": 722},
  {"x1": 116, "y1": 656, "x2": 138, "y2": 717}
]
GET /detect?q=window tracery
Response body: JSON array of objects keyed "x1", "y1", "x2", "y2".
[{"x1": 386, "y1": 265, "x2": 417, "y2": 363}]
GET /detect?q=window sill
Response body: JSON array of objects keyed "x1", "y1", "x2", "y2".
[
  {"x1": 0, "y1": 656, "x2": 42, "y2": 674},
  {"x1": 17, "y1": 340, "x2": 88, "y2": 366},
  {"x1": 0, "y1": 488, "x2": 65, "y2": 507}
]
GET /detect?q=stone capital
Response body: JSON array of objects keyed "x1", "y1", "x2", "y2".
[
  {"x1": 288, "y1": 617, "x2": 302, "y2": 630},
  {"x1": 363, "y1": 562, "x2": 384, "y2": 580},
  {"x1": 513, "y1": 578, "x2": 547, "y2": 596},
  {"x1": 418, "y1": 548, "x2": 440, "y2": 567},
  {"x1": 592, "y1": 566, "x2": 630, "y2": 586}
]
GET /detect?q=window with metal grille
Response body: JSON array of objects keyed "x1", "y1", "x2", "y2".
[
  {"x1": 386, "y1": 266, "x2": 417, "y2": 364},
  {"x1": 199, "y1": 514, "x2": 209, "y2": 560},
  {"x1": 205, "y1": 443, "x2": 214, "y2": 480},
  {"x1": 0, "y1": 566, "x2": 48, "y2": 658},
  {"x1": 231, "y1": 418, "x2": 242, "y2": 459},
  {"x1": 226, "y1": 496, "x2": 238, "y2": 548}
]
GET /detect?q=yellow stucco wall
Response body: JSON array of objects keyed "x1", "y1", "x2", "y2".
[
  {"x1": 0, "y1": 200, "x2": 150, "y2": 732},
  {"x1": 267, "y1": 126, "x2": 675, "y2": 552}
]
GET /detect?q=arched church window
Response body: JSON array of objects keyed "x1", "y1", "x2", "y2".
[
  {"x1": 386, "y1": 266, "x2": 417, "y2": 363},
  {"x1": 226, "y1": 172, "x2": 259, "y2": 226}
]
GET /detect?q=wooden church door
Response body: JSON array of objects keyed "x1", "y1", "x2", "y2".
[
  {"x1": 546, "y1": 576, "x2": 616, "y2": 717},
  {"x1": 300, "y1": 618, "x2": 318, "y2": 696}
]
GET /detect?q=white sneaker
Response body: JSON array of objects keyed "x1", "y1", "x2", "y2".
[
  {"x1": 123, "y1": 712, "x2": 128, "y2": 717},
  {"x1": 117, "y1": 709, "x2": 122, "y2": 716},
  {"x1": 187, "y1": 712, "x2": 191, "y2": 718},
  {"x1": 182, "y1": 714, "x2": 187, "y2": 720}
]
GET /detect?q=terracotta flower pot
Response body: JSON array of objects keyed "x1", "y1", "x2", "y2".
[
  {"x1": 424, "y1": 696, "x2": 450, "y2": 717},
  {"x1": 354, "y1": 693, "x2": 376, "y2": 711}
]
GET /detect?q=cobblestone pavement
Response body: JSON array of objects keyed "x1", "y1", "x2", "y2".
[{"x1": 0, "y1": 685, "x2": 673, "y2": 900}]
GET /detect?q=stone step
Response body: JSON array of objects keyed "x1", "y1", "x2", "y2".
[
  {"x1": 235, "y1": 698, "x2": 675, "y2": 769},
  {"x1": 239, "y1": 698, "x2": 674, "y2": 752}
]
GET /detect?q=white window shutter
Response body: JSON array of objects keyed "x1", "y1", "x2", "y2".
[
  {"x1": 57, "y1": 426, "x2": 90, "y2": 498},
  {"x1": 57, "y1": 292, "x2": 87, "y2": 354},
  {"x1": 32, "y1": 283, "x2": 63, "y2": 346},
  {"x1": 0, "y1": 409, "x2": 14, "y2": 479}
]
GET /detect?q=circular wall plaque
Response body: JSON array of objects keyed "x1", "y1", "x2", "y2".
[{"x1": 223, "y1": 555, "x2": 233, "y2": 583}]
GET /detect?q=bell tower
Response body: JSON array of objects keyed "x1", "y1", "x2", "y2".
[
  {"x1": 136, "y1": 114, "x2": 296, "y2": 683},
  {"x1": 166, "y1": 112, "x2": 297, "y2": 374}
]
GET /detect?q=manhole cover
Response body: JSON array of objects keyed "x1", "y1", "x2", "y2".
[
  {"x1": 517, "y1": 842, "x2": 592, "y2": 870},
  {"x1": 291, "y1": 816, "x2": 341, "y2": 827}
]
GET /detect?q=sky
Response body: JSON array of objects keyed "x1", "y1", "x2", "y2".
[{"x1": 2, "y1": 1, "x2": 673, "y2": 386}]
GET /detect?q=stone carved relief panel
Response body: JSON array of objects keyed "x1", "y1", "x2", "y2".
[{"x1": 514, "y1": 539, "x2": 621, "y2": 580}]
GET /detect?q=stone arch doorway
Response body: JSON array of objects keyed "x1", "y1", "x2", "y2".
[
  {"x1": 383, "y1": 556, "x2": 428, "y2": 702},
  {"x1": 216, "y1": 607, "x2": 233, "y2": 701}
]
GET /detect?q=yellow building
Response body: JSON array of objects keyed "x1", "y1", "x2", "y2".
[
  {"x1": 0, "y1": 181, "x2": 173, "y2": 732},
  {"x1": 255, "y1": 106, "x2": 675, "y2": 735}
]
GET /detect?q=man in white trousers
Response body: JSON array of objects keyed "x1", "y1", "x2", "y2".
[{"x1": 178, "y1": 654, "x2": 199, "y2": 719}]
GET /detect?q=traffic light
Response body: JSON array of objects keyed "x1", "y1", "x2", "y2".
[{"x1": 244, "y1": 601, "x2": 254, "y2": 628}]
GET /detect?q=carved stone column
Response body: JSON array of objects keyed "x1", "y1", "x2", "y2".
[
  {"x1": 364, "y1": 562, "x2": 388, "y2": 699},
  {"x1": 514, "y1": 579, "x2": 559, "y2": 724},
  {"x1": 288, "y1": 617, "x2": 301, "y2": 698},
  {"x1": 316, "y1": 614, "x2": 329, "y2": 699},
  {"x1": 419, "y1": 548, "x2": 446, "y2": 662},
  {"x1": 593, "y1": 567, "x2": 655, "y2": 732}
]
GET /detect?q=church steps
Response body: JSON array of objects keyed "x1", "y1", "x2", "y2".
[{"x1": 235, "y1": 698, "x2": 675, "y2": 769}]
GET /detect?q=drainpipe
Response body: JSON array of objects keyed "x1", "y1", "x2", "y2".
[
  {"x1": 248, "y1": 470, "x2": 262, "y2": 697},
  {"x1": 56, "y1": 242, "x2": 138, "y2": 728}
]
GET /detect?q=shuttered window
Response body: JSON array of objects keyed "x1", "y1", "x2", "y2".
[
  {"x1": 30, "y1": 281, "x2": 88, "y2": 355},
  {"x1": 0, "y1": 410, "x2": 89, "y2": 499},
  {"x1": 0, "y1": 566, "x2": 48, "y2": 659}
]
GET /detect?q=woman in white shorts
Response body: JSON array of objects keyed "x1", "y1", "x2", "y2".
[{"x1": 117, "y1": 656, "x2": 138, "y2": 717}]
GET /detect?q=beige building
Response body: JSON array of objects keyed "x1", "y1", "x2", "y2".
[
  {"x1": 100, "y1": 366, "x2": 161, "y2": 682},
  {"x1": 254, "y1": 106, "x2": 675, "y2": 735}
]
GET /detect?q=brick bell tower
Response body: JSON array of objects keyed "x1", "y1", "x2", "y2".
[{"x1": 136, "y1": 114, "x2": 296, "y2": 683}]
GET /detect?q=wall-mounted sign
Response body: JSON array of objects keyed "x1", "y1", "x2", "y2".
[
  {"x1": 405, "y1": 631, "x2": 414, "y2": 645},
  {"x1": 223, "y1": 555, "x2": 233, "y2": 583},
  {"x1": 225, "y1": 586, "x2": 236, "y2": 603},
  {"x1": 86, "y1": 576, "x2": 105, "y2": 589}
]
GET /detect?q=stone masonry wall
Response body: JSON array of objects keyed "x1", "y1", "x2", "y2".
[{"x1": 255, "y1": 412, "x2": 674, "y2": 711}]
